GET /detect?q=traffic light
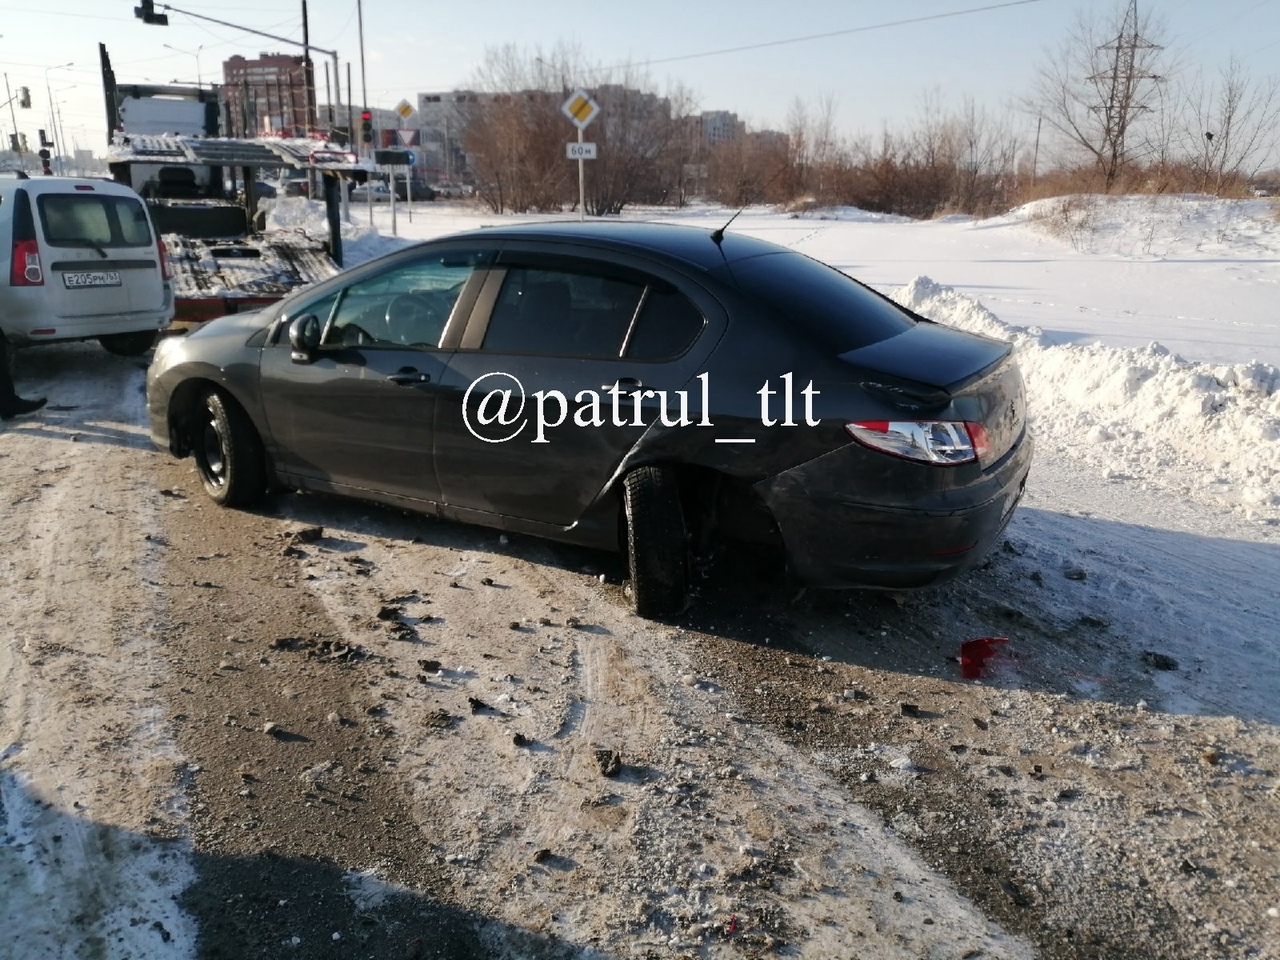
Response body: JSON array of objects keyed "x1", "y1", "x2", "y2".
[
  {"x1": 360, "y1": 111, "x2": 373, "y2": 144},
  {"x1": 18, "y1": 87, "x2": 31, "y2": 109},
  {"x1": 18, "y1": 133, "x2": 28, "y2": 154},
  {"x1": 134, "y1": 0, "x2": 169, "y2": 25},
  {"x1": 38, "y1": 148, "x2": 51, "y2": 176},
  {"x1": 7, "y1": 134, "x2": 17, "y2": 153}
]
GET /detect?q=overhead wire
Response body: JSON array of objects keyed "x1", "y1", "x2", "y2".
[{"x1": 596, "y1": 0, "x2": 1048, "y2": 73}]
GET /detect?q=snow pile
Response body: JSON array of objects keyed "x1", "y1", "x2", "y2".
[
  {"x1": 893, "y1": 276, "x2": 1280, "y2": 521},
  {"x1": 264, "y1": 197, "x2": 416, "y2": 263}
]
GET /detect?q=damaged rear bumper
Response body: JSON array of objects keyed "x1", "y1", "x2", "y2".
[{"x1": 755, "y1": 433, "x2": 1033, "y2": 590}]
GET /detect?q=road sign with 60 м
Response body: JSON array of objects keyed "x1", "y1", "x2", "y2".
[{"x1": 567, "y1": 142, "x2": 597, "y2": 160}]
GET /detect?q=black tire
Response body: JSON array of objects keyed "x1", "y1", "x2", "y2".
[
  {"x1": 99, "y1": 331, "x2": 158, "y2": 356},
  {"x1": 623, "y1": 465, "x2": 690, "y2": 618},
  {"x1": 191, "y1": 390, "x2": 266, "y2": 507}
]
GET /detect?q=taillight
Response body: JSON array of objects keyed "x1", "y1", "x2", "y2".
[
  {"x1": 10, "y1": 238, "x2": 43, "y2": 286},
  {"x1": 844, "y1": 420, "x2": 989, "y2": 465},
  {"x1": 157, "y1": 236, "x2": 171, "y2": 281}
]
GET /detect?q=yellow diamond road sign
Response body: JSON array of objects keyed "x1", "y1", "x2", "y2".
[
  {"x1": 395, "y1": 99, "x2": 414, "y2": 119},
  {"x1": 561, "y1": 89, "x2": 600, "y2": 130}
]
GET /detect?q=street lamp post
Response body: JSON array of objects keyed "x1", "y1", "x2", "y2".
[
  {"x1": 50, "y1": 84, "x2": 75, "y2": 177},
  {"x1": 44, "y1": 61, "x2": 73, "y2": 175},
  {"x1": 163, "y1": 43, "x2": 203, "y2": 87}
]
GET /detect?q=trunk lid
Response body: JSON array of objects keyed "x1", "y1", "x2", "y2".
[{"x1": 839, "y1": 323, "x2": 1027, "y2": 462}]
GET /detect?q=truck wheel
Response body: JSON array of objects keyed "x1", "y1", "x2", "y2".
[
  {"x1": 191, "y1": 390, "x2": 266, "y2": 507},
  {"x1": 99, "y1": 331, "x2": 158, "y2": 356},
  {"x1": 623, "y1": 465, "x2": 690, "y2": 619}
]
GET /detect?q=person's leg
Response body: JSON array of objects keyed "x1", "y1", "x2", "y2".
[{"x1": 0, "y1": 334, "x2": 47, "y2": 419}]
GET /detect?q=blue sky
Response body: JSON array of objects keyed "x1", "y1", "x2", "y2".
[{"x1": 1, "y1": 0, "x2": 1277, "y2": 156}]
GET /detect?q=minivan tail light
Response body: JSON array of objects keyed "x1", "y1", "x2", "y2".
[
  {"x1": 11, "y1": 238, "x2": 43, "y2": 286},
  {"x1": 844, "y1": 420, "x2": 989, "y2": 465},
  {"x1": 157, "y1": 236, "x2": 170, "y2": 281}
]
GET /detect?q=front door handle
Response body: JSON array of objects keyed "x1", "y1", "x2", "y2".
[{"x1": 387, "y1": 368, "x2": 430, "y2": 385}]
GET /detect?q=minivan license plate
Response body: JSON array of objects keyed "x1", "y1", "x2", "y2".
[{"x1": 63, "y1": 271, "x2": 122, "y2": 289}]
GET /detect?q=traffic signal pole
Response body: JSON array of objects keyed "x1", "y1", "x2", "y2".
[
  {"x1": 3, "y1": 75, "x2": 25, "y2": 171},
  {"x1": 135, "y1": 1, "x2": 342, "y2": 141}
]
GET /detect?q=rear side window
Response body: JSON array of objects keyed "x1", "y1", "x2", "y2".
[
  {"x1": 37, "y1": 193, "x2": 153, "y2": 249},
  {"x1": 729, "y1": 251, "x2": 915, "y2": 352},
  {"x1": 482, "y1": 260, "x2": 704, "y2": 361}
]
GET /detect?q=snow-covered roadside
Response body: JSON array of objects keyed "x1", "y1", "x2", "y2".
[
  {"x1": 0, "y1": 348, "x2": 197, "y2": 958},
  {"x1": 891, "y1": 275, "x2": 1280, "y2": 723}
]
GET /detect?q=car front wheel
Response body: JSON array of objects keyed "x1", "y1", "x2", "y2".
[
  {"x1": 623, "y1": 465, "x2": 690, "y2": 618},
  {"x1": 191, "y1": 390, "x2": 266, "y2": 507}
]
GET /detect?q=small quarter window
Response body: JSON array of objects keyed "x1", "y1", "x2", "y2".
[{"x1": 624, "y1": 285, "x2": 705, "y2": 361}]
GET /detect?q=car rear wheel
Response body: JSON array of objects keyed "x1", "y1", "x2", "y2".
[
  {"x1": 99, "y1": 331, "x2": 158, "y2": 356},
  {"x1": 192, "y1": 390, "x2": 266, "y2": 507},
  {"x1": 623, "y1": 465, "x2": 690, "y2": 618}
]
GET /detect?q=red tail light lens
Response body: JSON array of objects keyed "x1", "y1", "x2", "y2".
[
  {"x1": 10, "y1": 238, "x2": 43, "y2": 286},
  {"x1": 156, "y1": 236, "x2": 170, "y2": 281},
  {"x1": 844, "y1": 420, "x2": 988, "y2": 465}
]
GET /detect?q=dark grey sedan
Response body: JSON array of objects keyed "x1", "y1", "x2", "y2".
[{"x1": 147, "y1": 221, "x2": 1032, "y2": 617}]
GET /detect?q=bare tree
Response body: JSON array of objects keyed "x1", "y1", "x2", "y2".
[
  {"x1": 657, "y1": 82, "x2": 700, "y2": 207},
  {"x1": 463, "y1": 44, "x2": 571, "y2": 214},
  {"x1": 1029, "y1": 0, "x2": 1171, "y2": 190},
  {"x1": 1179, "y1": 58, "x2": 1280, "y2": 194},
  {"x1": 462, "y1": 45, "x2": 695, "y2": 215}
]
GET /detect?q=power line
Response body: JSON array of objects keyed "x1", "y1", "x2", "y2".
[{"x1": 609, "y1": 0, "x2": 1048, "y2": 71}]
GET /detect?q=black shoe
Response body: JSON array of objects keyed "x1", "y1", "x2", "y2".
[{"x1": 0, "y1": 396, "x2": 46, "y2": 420}]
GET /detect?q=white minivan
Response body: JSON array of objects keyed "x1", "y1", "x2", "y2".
[{"x1": 0, "y1": 172, "x2": 174, "y2": 356}]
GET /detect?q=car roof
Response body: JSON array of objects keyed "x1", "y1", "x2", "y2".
[
  {"x1": 445, "y1": 220, "x2": 788, "y2": 272},
  {"x1": 0, "y1": 175, "x2": 139, "y2": 197}
]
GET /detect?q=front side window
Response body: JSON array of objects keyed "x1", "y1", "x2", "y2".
[
  {"x1": 318, "y1": 249, "x2": 489, "y2": 349},
  {"x1": 38, "y1": 194, "x2": 153, "y2": 248}
]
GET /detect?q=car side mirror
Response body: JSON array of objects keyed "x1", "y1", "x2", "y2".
[{"x1": 288, "y1": 314, "x2": 322, "y2": 363}]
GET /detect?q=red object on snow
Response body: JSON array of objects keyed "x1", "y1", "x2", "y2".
[{"x1": 959, "y1": 636, "x2": 1008, "y2": 678}]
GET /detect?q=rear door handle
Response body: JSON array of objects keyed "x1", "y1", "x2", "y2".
[
  {"x1": 387, "y1": 368, "x2": 430, "y2": 385},
  {"x1": 602, "y1": 377, "x2": 643, "y2": 392}
]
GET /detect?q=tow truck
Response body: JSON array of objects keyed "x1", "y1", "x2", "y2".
[{"x1": 100, "y1": 44, "x2": 366, "y2": 324}]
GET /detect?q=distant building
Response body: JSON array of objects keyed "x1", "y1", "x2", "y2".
[
  {"x1": 698, "y1": 111, "x2": 745, "y2": 149},
  {"x1": 222, "y1": 53, "x2": 315, "y2": 138},
  {"x1": 416, "y1": 91, "x2": 484, "y2": 183}
]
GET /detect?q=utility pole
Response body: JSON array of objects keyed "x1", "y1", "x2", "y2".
[
  {"x1": 357, "y1": 0, "x2": 369, "y2": 155},
  {"x1": 301, "y1": 0, "x2": 316, "y2": 133},
  {"x1": 1088, "y1": 0, "x2": 1163, "y2": 189}
]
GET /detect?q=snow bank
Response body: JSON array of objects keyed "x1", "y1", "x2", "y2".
[
  {"x1": 1006, "y1": 194, "x2": 1280, "y2": 258},
  {"x1": 893, "y1": 276, "x2": 1280, "y2": 522}
]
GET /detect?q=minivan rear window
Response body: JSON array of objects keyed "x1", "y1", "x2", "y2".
[
  {"x1": 727, "y1": 251, "x2": 916, "y2": 353},
  {"x1": 37, "y1": 194, "x2": 153, "y2": 249}
]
